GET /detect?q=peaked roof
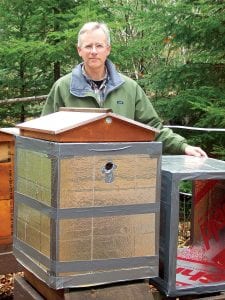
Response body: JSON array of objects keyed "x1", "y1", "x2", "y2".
[
  {"x1": 16, "y1": 109, "x2": 159, "y2": 143},
  {"x1": 0, "y1": 127, "x2": 20, "y2": 136},
  {"x1": 0, "y1": 127, "x2": 20, "y2": 142}
]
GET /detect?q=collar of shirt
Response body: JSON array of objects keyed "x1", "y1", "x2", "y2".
[
  {"x1": 81, "y1": 64, "x2": 108, "y2": 91},
  {"x1": 81, "y1": 64, "x2": 108, "y2": 106}
]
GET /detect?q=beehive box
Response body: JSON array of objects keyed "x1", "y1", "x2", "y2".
[
  {"x1": 0, "y1": 128, "x2": 19, "y2": 247},
  {"x1": 13, "y1": 109, "x2": 162, "y2": 289},
  {"x1": 151, "y1": 155, "x2": 225, "y2": 297}
]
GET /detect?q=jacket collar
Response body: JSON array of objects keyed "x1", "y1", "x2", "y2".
[{"x1": 70, "y1": 59, "x2": 124, "y2": 97}]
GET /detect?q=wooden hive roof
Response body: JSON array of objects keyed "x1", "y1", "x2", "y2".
[
  {"x1": 16, "y1": 108, "x2": 159, "y2": 143},
  {"x1": 0, "y1": 128, "x2": 20, "y2": 142}
]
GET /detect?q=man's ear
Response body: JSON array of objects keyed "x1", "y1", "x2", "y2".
[
  {"x1": 77, "y1": 46, "x2": 82, "y2": 57},
  {"x1": 107, "y1": 45, "x2": 111, "y2": 56}
]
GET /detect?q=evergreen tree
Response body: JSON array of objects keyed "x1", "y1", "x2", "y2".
[{"x1": 0, "y1": 0, "x2": 224, "y2": 158}]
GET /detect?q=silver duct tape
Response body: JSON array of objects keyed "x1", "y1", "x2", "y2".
[
  {"x1": 59, "y1": 142, "x2": 162, "y2": 158},
  {"x1": 14, "y1": 238, "x2": 51, "y2": 267},
  {"x1": 15, "y1": 200, "x2": 158, "y2": 262},
  {"x1": 16, "y1": 136, "x2": 162, "y2": 157},
  {"x1": 15, "y1": 139, "x2": 161, "y2": 210},
  {"x1": 55, "y1": 256, "x2": 158, "y2": 273},
  {"x1": 14, "y1": 238, "x2": 158, "y2": 273},
  {"x1": 152, "y1": 155, "x2": 225, "y2": 297},
  {"x1": 13, "y1": 246, "x2": 51, "y2": 283},
  {"x1": 15, "y1": 193, "x2": 160, "y2": 218},
  {"x1": 15, "y1": 193, "x2": 53, "y2": 217},
  {"x1": 162, "y1": 155, "x2": 225, "y2": 178},
  {"x1": 14, "y1": 245, "x2": 158, "y2": 289},
  {"x1": 15, "y1": 151, "x2": 160, "y2": 208},
  {"x1": 50, "y1": 266, "x2": 156, "y2": 289},
  {"x1": 152, "y1": 275, "x2": 225, "y2": 298},
  {"x1": 14, "y1": 136, "x2": 162, "y2": 289},
  {"x1": 16, "y1": 136, "x2": 57, "y2": 156},
  {"x1": 59, "y1": 154, "x2": 158, "y2": 208}
]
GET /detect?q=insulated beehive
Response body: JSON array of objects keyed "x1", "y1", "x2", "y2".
[
  {"x1": 151, "y1": 155, "x2": 225, "y2": 297},
  {"x1": 13, "y1": 109, "x2": 162, "y2": 289}
]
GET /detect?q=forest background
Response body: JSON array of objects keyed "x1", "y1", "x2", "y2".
[{"x1": 0, "y1": 0, "x2": 224, "y2": 159}]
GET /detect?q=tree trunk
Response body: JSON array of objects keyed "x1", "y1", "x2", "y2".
[{"x1": 54, "y1": 61, "x2": 61, "y2": 81}]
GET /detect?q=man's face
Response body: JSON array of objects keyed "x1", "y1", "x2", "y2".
[{"x1": 77, "y1": 29, "x2": 111, "y2": 71}]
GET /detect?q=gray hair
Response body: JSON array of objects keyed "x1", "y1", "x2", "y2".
[{"x1": 77, "y1": 22, "x2": 111, "y2": 47}]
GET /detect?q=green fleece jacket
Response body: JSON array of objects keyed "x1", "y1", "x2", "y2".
[{"x1": 42, "y1": 60, "x2": 188, "y2": 154}]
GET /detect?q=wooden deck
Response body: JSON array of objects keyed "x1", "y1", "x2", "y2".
[
  {"x1": 0, "y1": 244, "x2": 23, "y2": 275},
  {"x1": 1, "y1": 251, "x2": 225, "y2": 299},
  {"x1": 13, "y1": 270, "x2": 225, "y2": 300}
]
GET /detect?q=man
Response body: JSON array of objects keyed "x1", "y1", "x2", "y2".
[{"x1": 42, "y1": 22, "x2": 207, "y2": 157}]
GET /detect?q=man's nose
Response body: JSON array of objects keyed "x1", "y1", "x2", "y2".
[{"x1": 90, "y1": 45, "x2": 97, "y2": 53}]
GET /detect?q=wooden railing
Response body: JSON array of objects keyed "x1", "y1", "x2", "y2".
[{"x1": 0, "y1": 95, "x2": 47, "y2": 105}]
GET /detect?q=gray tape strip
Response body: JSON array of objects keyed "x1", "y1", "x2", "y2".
[
  {"x1": 57, "y1": 203, "x2": 160, "y2": 218},
  {"x1": 13, "y1": 246, "x2": 158, "y2": 289},
  {"x1": 55, "y1": 256, "x2": 158, "y2": 273},
  {"x1": 59, "y1": 141, "x2": 162, "y2": 158},
  {"x1": 15, "y1": 192, "x2": 160, "y2": 219},
  {"x1": 14, "y1": 238, "x2": 51, "y2": 268},
  {"x1": 51, "y1": 266, "x2": 158, "y2": 289},
  {"x1": 16, "y1": 136, "x2": 162, "y2": 158},
  {"x1": 15, "y1": 193, "x2": 53, "y2": 217},
  {"x1": 151, "y1": 275, "x2": 225, "y2": 297},
  {"x1": 162, "y1": 155, "x2": 225, "y2": 178},
  {"x1": 14, "y1": 238, "x2": 158, "y2": 273},
  {"x1": 16, "y1": 136, "x2": 58, "y2": 156}
]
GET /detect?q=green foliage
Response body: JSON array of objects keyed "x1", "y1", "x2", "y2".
[
  {"x1": 0, "y1": 0, "x2": 224, "y2": 159},
  {"x1": 179, "y1": 180, "x2": 192, "y2": 194}
]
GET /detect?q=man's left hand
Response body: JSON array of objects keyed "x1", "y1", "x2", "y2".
[{"x1": 184, "y1": 145, "x2": 208, "y2": 158}]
